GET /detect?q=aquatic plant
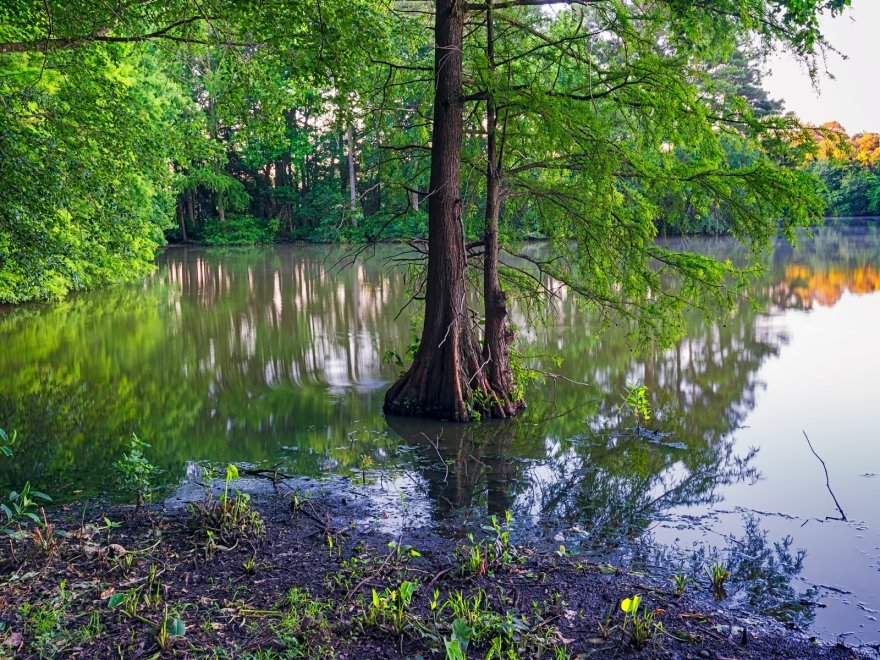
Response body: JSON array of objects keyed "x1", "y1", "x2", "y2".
[
  {"x1": 366, "y1": 580, "x2": 418, "y2": 634},
  {"x1": 458, "y1": 511, "x2": 516, "y2": 576},
  {"x1": 705, "y1": 560, "x2": 732, "y2": 598},
  {"x1": 620, "y1": 382, "x2": 652, "y2": 430}
]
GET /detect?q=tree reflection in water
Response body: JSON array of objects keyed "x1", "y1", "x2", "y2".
[{"x1": 0, "y1": 227, "x2": 876, "y2": 624}]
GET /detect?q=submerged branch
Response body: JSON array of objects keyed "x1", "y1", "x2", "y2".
[{"x1": 802, "y1": 430, "x2": 847, "y2": 522}]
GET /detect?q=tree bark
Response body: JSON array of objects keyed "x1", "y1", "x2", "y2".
[
  {"x1": 207, "y1": 87, "x2": 225, "y2": 222},
  {"x1": 384, "y1": 0, "x2": 515, "y2": 422},
  {"x1": 187, "y1": 190, "x2": 196, "y2": 230},
  {"x1": 177, "y1": 198, "x2": 188, "y2": 242},
  {"x1": 482, "y1": 0, "x2": 523, "y2": 416},
  {"x1": 346, "y1": 126, "x2": 358, "y2": 223},
  {"x1": 217, "y1": 190, "x2": 226, "y2": 222}
]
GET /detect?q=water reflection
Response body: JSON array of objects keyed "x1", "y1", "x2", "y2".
[
  {"x1": 0, "y1": 227, "x2": 877, "y2": 504},
  {"x1": 388, "y1": 418, "x2": 522, "y2": 519},
  {"x1": 1, "y1": 225, "x2": 878, "y2": 636},
  {"x1": 390, "y1": 411, "x2": 760, "y2": 552},
  {"x1": 684, "y1": 515, "x2": 819, "y2": 626}
]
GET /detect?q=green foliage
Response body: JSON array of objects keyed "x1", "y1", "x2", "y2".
[
  {"x1": 113, "y1": 433, "x2": 158, "y2": 509},
  {"x1": 620, "y1": 383, "x2": 653, "y2": 430},
  {"x1": 0, "y1": 0, "x2": 391, "y2": 302},
  {"x1": 366, "y1": 580, "x2": 418, "y2": 634},
  {"x1": 19, "y1": 581, "x2": 71, "y2": 654},
  {"x1": 444, "y1": 618, "x2": 473, "y2": 660},
  {"x1": 705, "y1": 560, "x2": 733, "y2": 599},
  {"x1": 155, "y1": 606, "x2": 187, "y2": 651},
  {"x1": 0, "y1": 427, "x2": 15, "y2": 458},
  {"x1": 509, "y1": 349, "x2": 547, "y2": 403},
  {"x1": 671, "y1": 568, "x2": 692, "y2": 597},
  {"x1": 2, "y1": 479, "x2": 51, "y2": 536},
  {"x1": 457, "y1": 511, "x2": 516, "y2": 576},
  {"x1": 0, "y1": 43, "x2": 180, "y2": 303},
  {"x1": 271, "y1": 587, "x2": 332, "y2": 651},
  {"x1": 438, "y1": 588, "x2": 546, "y2": 657},
  {"x1": 186, "y1": 168, "x2": 251, "y2": 214},
  {"x1": 463, "y1": 0, "x2": 849, "y2": 355},
  {"x1": 200, "y1": 216, "x2": 279, "y2": 246},
  {"x1": 807, "y1": 159, "x2": 880, "y2": 217},
  {"x1": 0, "y1": 428, "x2": 51, "y2": 536}
]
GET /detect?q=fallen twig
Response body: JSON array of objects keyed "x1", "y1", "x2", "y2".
[{"x1": 345, "y1": 538, "x2": 399, "y2": 600}]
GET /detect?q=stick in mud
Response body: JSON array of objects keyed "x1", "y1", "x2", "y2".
[{"x1": 802, "y1": 430, "x2": 847, "y2": 522}]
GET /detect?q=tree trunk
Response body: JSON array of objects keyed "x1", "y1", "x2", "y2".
[
  {"x1": 207, "y1": 89, "x2": 225, "y2": 222},
  {"x1": 177, "y1": 198, "x2": 188, "y2": 242},
  {"x1": 384, "y1": 0, "x2": 513, "y2": 422},
  {"x1": 187, "y1": 190, "x2": 196, "y2": 230},
  {"x1": 482, "y1": 1, "x2": 522, "y2": 416},
  {"x1": 346, "y1": 126, "x2": 358, "y2": 222}
]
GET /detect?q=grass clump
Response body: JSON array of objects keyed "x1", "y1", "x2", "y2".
[{"x1": 188, "y1": 464, "x2": 264, "y2": 554}]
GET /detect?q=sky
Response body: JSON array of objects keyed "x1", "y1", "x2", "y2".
[{"x1": 765, "y1": 0, "x2": 880, "y2": 135}]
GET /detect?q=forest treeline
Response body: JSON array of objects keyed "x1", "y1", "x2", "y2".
[
  {"x1": 0, "y1": 1, "x2": 868, "y2": 304},
  {"x1": 806, "y1": 122, "x2": 880, "y2": 217}
]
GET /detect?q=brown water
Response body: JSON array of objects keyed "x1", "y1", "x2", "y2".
[{"x1": 0, "y1": 226, "x2": 878, "y2": 642}]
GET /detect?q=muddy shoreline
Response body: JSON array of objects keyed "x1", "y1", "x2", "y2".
[{"x1": 0, "y1": 478, "x2": 875, "y2": 659}]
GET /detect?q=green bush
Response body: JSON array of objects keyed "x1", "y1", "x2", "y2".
[{"x1": 199, "y1": 215, "x2": 279, "y2": 245}]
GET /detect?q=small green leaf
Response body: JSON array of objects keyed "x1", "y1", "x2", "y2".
[
  {"x1": 444, "y1": 638, "x2": 466, "y2": 660},
  {"x1": 399, "y1": 581, "x2": 417, "y2": 603},
  {"x1": 169, "y1": 618, "x2": 186, "y2": 637},
  {"x1": 451, "y1": 617, "x2": 473, "y2": 648},
  {"x1": 108, "y1": 593, "x2": 126, "y2": 608},
  {"x1": 620, "y1": 594, "x2": 641, "y2": 614}
]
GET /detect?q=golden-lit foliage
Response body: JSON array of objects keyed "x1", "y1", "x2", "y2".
[
  {"x1": 810, "y1": 121, "x2": 880, "y2": 165},
  {"x1": 780, "y1": 262, "x2": 880, "y2": 308}
]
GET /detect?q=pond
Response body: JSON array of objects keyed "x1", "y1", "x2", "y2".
[{"x1": 1, "y1": 225, "x2": 878, "y2": 644}]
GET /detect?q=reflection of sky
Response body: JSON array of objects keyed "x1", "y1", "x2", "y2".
[{"x1": 655, "y1": 291, "x2": 880, "y2": 643}]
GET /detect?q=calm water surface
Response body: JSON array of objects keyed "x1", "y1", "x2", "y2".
[{"x1": 1, "y1": 226, "x2": 879, "y2": 642}]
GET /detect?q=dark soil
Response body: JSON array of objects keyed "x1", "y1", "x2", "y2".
[{"x1": 0, "y1": 481, "x2": 873, "y2": 659}]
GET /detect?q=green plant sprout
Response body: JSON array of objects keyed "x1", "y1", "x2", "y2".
[
  {"x1": 620, "y1": 594, "x2": 663, "y2": 649},
  {"x1": 368, "y1": 580, "x2": 418, "y2": 634},
  {"x1": 620, "y1": 382, "x2": 652, "y2": 430},
  {"x1": 705, "y1": 560, "x2": 732, "y2": 598},
  {"x1": 113, "y1": 433, "x2": 158, "y2": 511}
]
